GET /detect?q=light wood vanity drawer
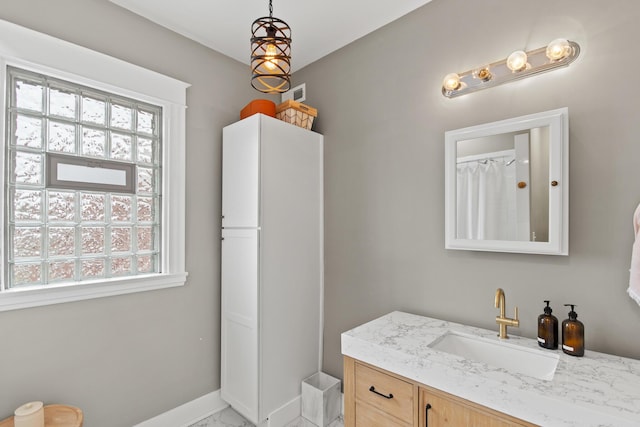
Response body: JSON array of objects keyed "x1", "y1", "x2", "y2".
[
  {"x1": 355, "y1": 401, "x2": 409, "y2": 427},
  {"x1": 354, "y1": 362, "x2": 413, "y2": 425}
]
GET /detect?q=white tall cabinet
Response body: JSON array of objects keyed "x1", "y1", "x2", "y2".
[{"x1": 221, "y1": 114, "x2": 323, "y2": 426}]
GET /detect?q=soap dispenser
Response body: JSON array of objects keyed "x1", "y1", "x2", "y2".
[
  {"x1": 537, "y1": 300, "x2": 558, "y2": 350},
  {"x1": 562, "y1": 304, "x2": 584, "y2": 357}
]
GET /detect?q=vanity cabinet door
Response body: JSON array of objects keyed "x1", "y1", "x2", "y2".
[
  {"x1": 420, "y1": 388, "x2": 468, "y2": 426},
  {"x1": 419, "y1": 386, "x2": 534, "y2": 427}
]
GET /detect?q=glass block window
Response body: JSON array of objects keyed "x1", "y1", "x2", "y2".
[{"x1": 6, "y1": 67, "x2": 161, "y2": 288}]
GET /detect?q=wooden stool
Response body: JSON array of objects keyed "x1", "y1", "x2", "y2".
[{"x1": 0, "y1": 405, "x2": 83, "y2": 427}]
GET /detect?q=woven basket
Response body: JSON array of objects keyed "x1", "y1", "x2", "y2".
[{"x1": 276, "y1": 100, "x2": 317, "y2": 130}]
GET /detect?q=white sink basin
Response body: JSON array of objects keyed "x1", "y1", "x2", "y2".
[{"x1": 428, "y1": 330, "x2": 559, "y2": 381}]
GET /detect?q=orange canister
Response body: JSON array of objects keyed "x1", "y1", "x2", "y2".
[{"x1": 240, "y1": 99, "x2": 276, "y2": 120}]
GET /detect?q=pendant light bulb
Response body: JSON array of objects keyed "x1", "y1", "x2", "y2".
[{"x1": 264, "y1": 43, "x2": 278, "y2": 70}]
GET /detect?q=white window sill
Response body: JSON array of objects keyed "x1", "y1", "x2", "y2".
[{"x1": 0, "y1": 272, "x2": 188, "y2": 312}]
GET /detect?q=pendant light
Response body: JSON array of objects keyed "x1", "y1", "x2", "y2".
[{"x1": 251, "y1": 0, "x2": 291, "y2": 93}]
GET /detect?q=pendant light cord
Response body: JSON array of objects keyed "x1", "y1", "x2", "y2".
[{"x1": 269, "y1": 0, "x2": 273, "y2": 18}]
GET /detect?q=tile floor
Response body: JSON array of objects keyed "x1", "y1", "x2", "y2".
[{"x1": 189, "y1": 406, "x2": 344, "y2": 427}]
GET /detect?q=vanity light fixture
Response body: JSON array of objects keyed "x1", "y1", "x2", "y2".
[
  {"x1": 251, "y1": 0, "x2": 292, "y2": 93},
  {"x1": 442, "y1": 38, "x2": 580, "y2": 98}
]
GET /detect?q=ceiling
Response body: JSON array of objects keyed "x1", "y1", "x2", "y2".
[{"x1": 109, "y1": 0, "x2": 433, "y2": 71}]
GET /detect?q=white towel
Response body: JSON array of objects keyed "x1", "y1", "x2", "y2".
[{"x1": 629, "y1": 203, "x2": 640, "y2": 306}]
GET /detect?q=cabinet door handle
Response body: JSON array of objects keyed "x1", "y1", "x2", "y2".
[
  {"x1": 425, "y1": 403, "x2": 432, "y2": 427},
  {"x1": 368, "y1": 386, "x2": 393, "y2": 399}
]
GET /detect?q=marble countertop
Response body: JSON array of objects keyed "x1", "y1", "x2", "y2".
[{"x1": 341, "y1": 311, "x2": 640, "y2": 427}]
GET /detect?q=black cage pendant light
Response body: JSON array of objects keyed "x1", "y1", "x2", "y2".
[{"x1": 251, "y1": 0, "x2": 291, "y2": 93}]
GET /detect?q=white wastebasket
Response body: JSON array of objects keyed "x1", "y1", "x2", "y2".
[{"x1": 301, "y1": 372, "x2": 341, "y2": 427}]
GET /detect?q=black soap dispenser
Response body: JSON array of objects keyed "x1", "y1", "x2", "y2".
[
  {"x1": 537, "y1": 300, "x2": 558, "y2": 350},
  {"x1": 562, "y1": 304, "x2": 584, "y2": 357}
]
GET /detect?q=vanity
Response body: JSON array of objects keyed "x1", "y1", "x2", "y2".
[{"x1": 342, "y1": 312, "x2": 640, "y2": 427}]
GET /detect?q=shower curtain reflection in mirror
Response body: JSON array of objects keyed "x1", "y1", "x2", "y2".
[{"x1": 456, "y1": 149, "x2": 528, "y2": 241}]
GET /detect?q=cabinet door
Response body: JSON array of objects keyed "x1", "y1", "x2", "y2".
[
  {"x1": 420, "y1": 387, "x2": 530, "y2": 427},
  {"x1": 420, "y1": 388, "x2": 469, "y2": 427},
  {"x1": 258, "y1": 115, "x2": 323, "y2": 421},
  {"x1": 222, "y1": 116, "x2": 260, "y2": 228},
  {"x1": 220, "y1": 229, "x2": 259, "y2": 423}
]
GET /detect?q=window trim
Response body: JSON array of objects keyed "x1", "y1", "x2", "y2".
[
  {"x1": 0, "y1": 19, "x2": 190, "y2": 311},
  {"x1": 46, "y1": 153, "x2": 137, "y2": 194}
]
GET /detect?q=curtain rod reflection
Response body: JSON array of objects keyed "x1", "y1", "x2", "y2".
[{"x1": 457, "y1": 157, "x2": 515, "y2": 166}]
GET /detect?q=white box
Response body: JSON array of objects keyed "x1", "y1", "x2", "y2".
[{"x1": 301, "y1": 372, "x2": 341, "y2": 427}]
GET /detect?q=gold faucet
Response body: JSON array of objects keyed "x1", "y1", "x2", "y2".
[{"x1": 495, "y1": 288, "x2": 519, "y2": 339}]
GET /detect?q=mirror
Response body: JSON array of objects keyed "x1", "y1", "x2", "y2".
[{"x1": 445, "y1": 108, "x2": 568, "y2": 255}]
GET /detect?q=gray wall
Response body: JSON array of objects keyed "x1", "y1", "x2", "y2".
[
  {"x1": 0, "y1": 0, "x2": 260, "y2": 425},
  {"x1": 2, "y1": 0, "x2": 640, "y2": 425},
  {"x1": 292, "y1": 0, "x2": 640, "y2": 380}
]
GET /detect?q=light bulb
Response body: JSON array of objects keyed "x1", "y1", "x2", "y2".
[
  {"x1": 264, "y1": 43, "x2": 278, "y2": 70},
  {"x1": 546, "y1": 38, "x2": 571, "y2": 61},
  {"x1": 442, "y1": 73, "x2": 461, "y2": 91},
  {"x1": 473, "y1": 66, "x2": 492, "y2": 81},
  {"x1": 506, "y1": 50, "x2": 528, "y2": 72}
]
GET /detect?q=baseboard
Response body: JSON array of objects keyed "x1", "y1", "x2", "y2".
[
  {"x1": 267, "y1": 395, "x2": 301, "y2": 427},
  {"x1": 133, "y1": 390, "x2": 344, "y2": 427},
  {"x1": 267, "y1": 391, "x2": 344, "y2": 427},
  {"x1": 133, "y1": 390, "x2": 228, "y2": 427}
]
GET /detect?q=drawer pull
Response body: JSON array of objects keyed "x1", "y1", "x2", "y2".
[
  {"x1": 369, "y1": 385, "x2": 394, "y2": 399},
  {"x1": 425, "y1": 403, "x2": 432, "y2": 427}
]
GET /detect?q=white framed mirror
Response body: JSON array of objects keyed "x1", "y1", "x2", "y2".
[{"x1": 445, "y1": 108, "x2": 568, "y2": 255}]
